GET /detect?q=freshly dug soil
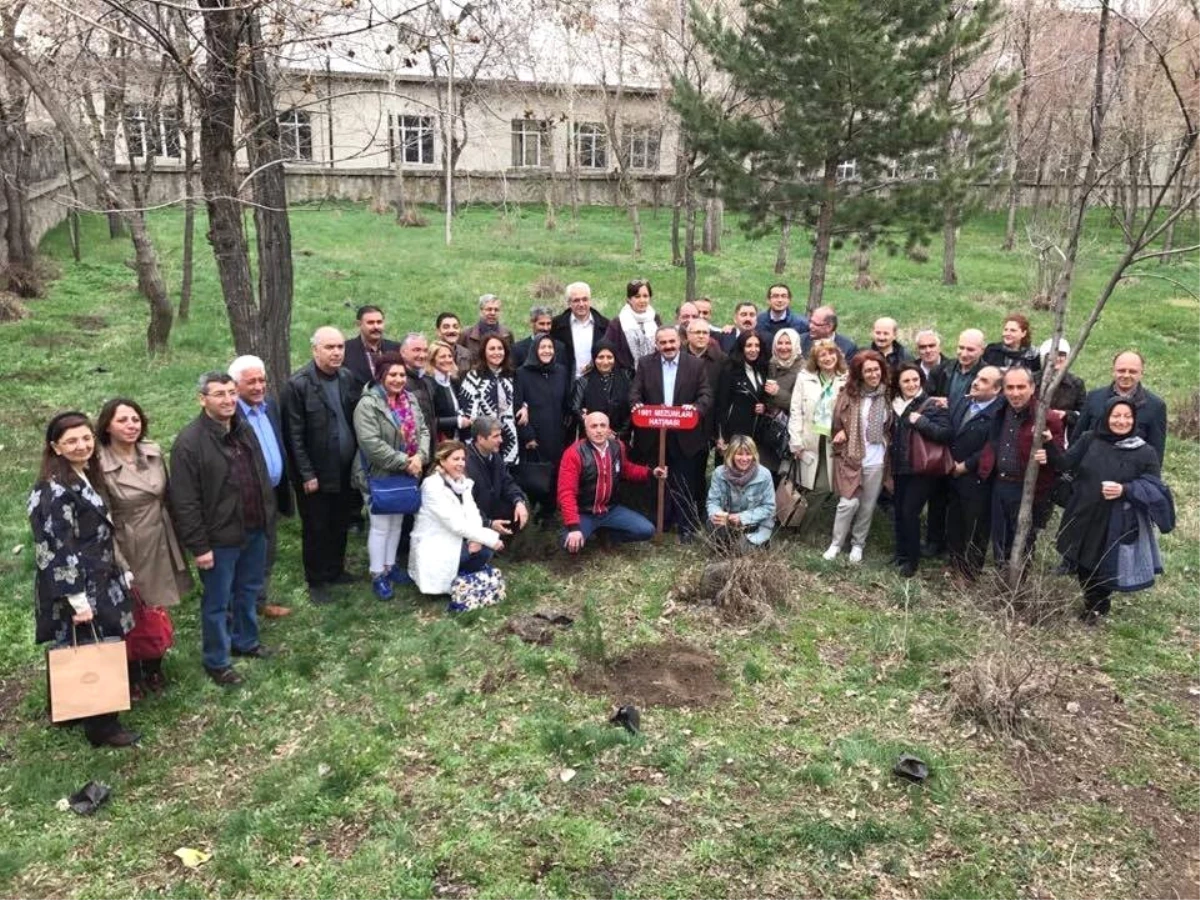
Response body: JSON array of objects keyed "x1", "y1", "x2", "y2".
[{"x1": 573, "y1": 640, "x2": 730, "y2": 708}]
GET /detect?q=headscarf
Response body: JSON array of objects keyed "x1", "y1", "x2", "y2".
[
  {"x1": 522, "y1": 334, "x2": 559, "y2": 374},
  {"x1": 771, "y1": 327, "x2": 802, "y2": 371},
  {"x1": 1096, "y1": 396, "x2": 1145, "y2": 449}
]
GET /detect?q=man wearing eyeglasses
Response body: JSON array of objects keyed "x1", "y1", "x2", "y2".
[
  {"x1": 551, "y1": 281, "x2": 611, "y2": 378},
  {"x1": 914, "y1": 330, "x2": 949, "y2": 382}
]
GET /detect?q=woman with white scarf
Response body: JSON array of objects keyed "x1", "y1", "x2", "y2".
[
  {"x1": 824, "y1": 350, "x2": 895, "y2": 563},
  {"x1": 603, "y1": 279, "x2": 661, "y2": 374},
  {"x1": 408, "y1": 441, "x2": 504, "y2": 595}
]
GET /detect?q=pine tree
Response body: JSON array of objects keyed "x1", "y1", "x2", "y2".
[{"x1": 673, "y1": 0, "x2": 1005, "y2": 310}]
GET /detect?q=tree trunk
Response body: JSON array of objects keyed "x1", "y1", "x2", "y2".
[
  {"x1": 774, "y1": 213, "x2": 793, "y2": 275},
  {"x1": 684, "y1": 188, "x2": 697, "y2": 302},
  {"x1": 1161, "y1": 149, "x2": 1188, "y2": 261},
  {"x1": 1123, "y1": 151, "x2": 1139, "y2": 243},
  {"x1": 806, "y1": 159, "x2": 838, "y2": 313},
  {"x1": 178, "y1": 67, "x2": 195, "y2": 321},
  {"x1": 0, "y1": 84, "x2": 38, "y2": 295},
  {"x1": 238, "y1": 10, "x2": 293, "y2": 390},
  {"x1": 670, "y1": 172, "x2": 684, "y2": 267},
  {"x1": 942, "y1": 200, "x2": 959, "y2": 286},
  {"x1": 0, "y1": 36, "x2": 173, "y2": 352},
  {"x1": 62, "y1": 140, "x2": 81, "y2": 262},
  {"x1": 628, "y1": 198, "x2": 643, "y2": 257},
  {"x1": 853, "y1": 241, "x2": 875, "y2": 290},
  {"x1": 701, "y1": 195, "x2": 716, "y2": 254},
  {"x1": 198, "y1": 0, "x2": 260, "y2": 361}
]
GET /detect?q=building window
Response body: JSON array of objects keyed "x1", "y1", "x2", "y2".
[
  {"x1": 511, "y1": 119, "x2": 550, "y2": 167},
  {"x1": 279, "y1": 109, "x2": 313, "y2": 162},
  {"x1": 835, "y1": 159, "x2": 857, "y2": 182},
  {"x1": 625, "y1": 127, "x2": 660, "y2": 170},
  {"x1": 124, "y1": 105, "x2": 182, "y2": 160},
  {"x1": 574, "y1": 122, "x2": 607, "y2": 169},
  {"x1": 390, "y1": 114, "x2": 435, "y2": 165}
]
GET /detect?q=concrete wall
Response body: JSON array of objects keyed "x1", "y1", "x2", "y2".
[{"x1": 0, "y1": 139, "x2": 89, "y2": 269}]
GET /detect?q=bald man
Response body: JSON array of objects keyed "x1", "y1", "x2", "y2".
[
  {"x1": 1073, "y1": 350, "x2": 1167, "y2": 463},
  {"x1": 799, "y1": 305, "x2": 857, "y2": 360},
  {"x1": 282, "y1": 326, "x2": 363, "y2": 604},
  {"x1": 930, "y1": 328, "x2": 986, "y2": 403},
  {"x1": 868, "y1": 317, "x2": 912, "y2": 371}
]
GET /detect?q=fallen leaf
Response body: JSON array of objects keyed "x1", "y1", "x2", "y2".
[
  {"x1": 317, "y1": 763, "x2": 331, "y2": 777},
  {"x1": 11, "y1": 544, "x2": 22, "y2": 555},
  {"x1": 659, "y1": 796, "x2": 673, "y2": 806},
  {"x1": 1187, "y1": 687, "x2": 1200, "y2": 697},
  {"x1": 55, "y1": 797, "x2": 70, "y2": 812},
  {"x1": 559, "y1": 768, "x2": 576, "y2": 783},
  {"x1": 1066, "y1": 701, "x2": 1081, "y2": 714},
  {"x1": 174, "y1": 847, "x2": 212, "y2": 869},
  {"x1": 290, "y1": 855, "x2": 308, "y2": 868}
]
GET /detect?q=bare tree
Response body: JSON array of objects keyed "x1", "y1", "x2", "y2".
[{"x1": 0, "y1": 1, "x2": 38, "y2": 295}]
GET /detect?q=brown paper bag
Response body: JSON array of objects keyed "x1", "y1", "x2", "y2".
[{"x1": 47, "y1": 637, "x2": 131, "y2": 723}]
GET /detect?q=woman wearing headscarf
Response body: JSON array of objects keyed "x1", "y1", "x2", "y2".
[
  {"x1": 426, "y1": 340, "x2": 471, "y2": 442},
  {"x1": 888, "y1": 363, "x2": 952, "y2": 577},
  {"x1": 352, "y1": 352, "x2": 430, "y2": 600},
  {"x1": 516, "y1": 333, "x2": 571, "y2": 510},
  {"x1": 459, "y1": 335, "x2": 526, "y2": 465},
  {"x1": 96, "y1": 397, "x2": 192, "y2": 694},
  {"x1": 1044, "y1": 396, "x2": 1166, "y2": 623},
  {"x1": 982, "y1": 313, "x2": 1040, "y2": 372},
  {"x1": 824, "y1": 350, "x2": 894, "y2": 563},
  {"x1": 570, "y1": 340, "x2": 633, "y2": 441},
  {"x1": 759, "y1": 327, "x2": 802, "y2": 474},
  {"x1": 788, "y1": 339, "x2": 849, "y2": 529},
  {"x1": 714, "y1": 330, "x2": 768, "y2": 453},
  {"x1": 603, "y1": 279, "x2": 661, "y2": 374},
  {"x1": 30, "y1": 412, "x2": 138, "y2": 747},
  {"x1": 706, "y1": 435, "x2": 777, "y2": 548}
]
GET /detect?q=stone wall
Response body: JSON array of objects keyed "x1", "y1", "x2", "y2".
[{"x1": 0, "y1": 133, "x2": 89, "y2": 269}]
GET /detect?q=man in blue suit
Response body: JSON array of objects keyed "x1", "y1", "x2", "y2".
[{"x1": 230, "y1": 354, "x2": 295, "y2": 618}]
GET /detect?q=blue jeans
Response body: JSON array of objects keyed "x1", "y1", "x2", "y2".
[
  {"x1": 459, "y1": 541, "x2": 494, "y2": 574},
  {"x1": 560, "y1": 505, "x2": 655, "y2": 550},
  {"x1": 198, "y1": 529, "x2": 266, "y2": 670}
]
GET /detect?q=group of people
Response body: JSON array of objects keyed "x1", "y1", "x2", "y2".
[{"x1": 29, "y1": 281, "x2": 1174, "y2": 748}]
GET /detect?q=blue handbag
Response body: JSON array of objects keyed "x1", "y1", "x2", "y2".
[{"x1": 360, "y1": 451, "x2": 421, "y2": 515}]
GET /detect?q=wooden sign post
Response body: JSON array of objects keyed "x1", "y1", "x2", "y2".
[{"x1": 630, "y1": 405, "x2": 701, "y2": 536}]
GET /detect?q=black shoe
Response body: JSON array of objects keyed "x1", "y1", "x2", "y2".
[
  {"x1": 920, "y1": 542, "x2": 944, "y2": 559},
  {"x1": 1079, "y1": 610, "x2": 1104, "y2": 627},
  {"x1": 309, "y1": 584, "x2": 334, "y2": 605},
  {"x1": 87, "y1": 727, "x2": 141, "y2": 748},
  {"x1": 205, "y1": 666, "x2": 243, "y2": 686},
  {"x1": 330, "y1": 571, "x2": 358, "y2": 585},
  {"x1": 899, "y1": 562, "x2": 918, "y2": 578},
  {"x1": 231, "y1": 644, "x2": 274, "y2": 659}
]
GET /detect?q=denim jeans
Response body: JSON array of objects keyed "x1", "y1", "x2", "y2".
[
  {"x1": 198, "y1": 529, "x2": 266, "y2": 670},
  {"x1": 459, "y1": 541, "x2": 494, "y2": 574},
  {"x1": 561, "y1": 505, "x2": 655, "y2": 549}
]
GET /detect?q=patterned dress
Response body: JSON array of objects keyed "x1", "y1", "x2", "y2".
[
  {"x1": 29, "y1": 477, "x2": 133, "y2": 645},
  {"x1": 459, "y1": 370, "x2": 521, "y2": 464}
]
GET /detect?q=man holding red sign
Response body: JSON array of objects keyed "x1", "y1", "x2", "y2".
[
  {"x1": 631, "y1": 326, "x2": 713, "y2": 539},
  {"x1": 557, "y1": 412, "x2": 667, "y2": 553}
]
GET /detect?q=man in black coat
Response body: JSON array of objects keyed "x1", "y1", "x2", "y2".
[
  {"x1": 230, "y1": 354, "x2": 294, "y2": 619},
  {"x1": 343, "y1": 305, "x2": 401, "y2": 389},
  {"x1": 513, "y1": 304, "x2": 568, "y2": 368},
  {"x1": 399, "y1": 333, "x2": 437, "y2": 462},
  {"x1": 914, "y1": 329, "x2": 952, "y2": 554},
  {"x1": 550, "y1": 282, "x2": 611, "y2": 378},
  {"x1": 281, "y1": 326, "x2": 362, "y2": 605},
  {"x1": 1073, "y1": 350, "x2": 1167, "y2": 463},
  {"x1": 630, "y1": 325, "x2": 714, "y2": 538},
  {"x1": 466, "y1": 416, "x2": 530, "y2": 535},
  {"x1": 945, "y1": 366, "x2": 1004, "y2": 579},
  {"x1": 1036, "y1": 338, "x2": 1087, "y2": 433},
  {"x1": 170, "y1": 372, "x2": 277, "y2": 685}
]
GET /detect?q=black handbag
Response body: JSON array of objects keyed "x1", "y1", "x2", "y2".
[
  {"x1": 513, "y1": 449, "x2": 554, "y2": 502},
  {"x1": 756, "y1": 409, "x2": 792, "y2": 461}
]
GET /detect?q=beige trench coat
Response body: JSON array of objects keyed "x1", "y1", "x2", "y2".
[{"x1": 98, "y1": 441, "x2": 193, "y2": 607}]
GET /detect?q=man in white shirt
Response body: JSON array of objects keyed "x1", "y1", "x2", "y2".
[{"x1": 551, "y1": 281, "x2": 611, "y2": 378}]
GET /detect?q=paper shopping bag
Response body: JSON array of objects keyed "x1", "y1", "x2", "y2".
[{"x1": 47, "y1": 637, "x2": 131, "y2": 723}]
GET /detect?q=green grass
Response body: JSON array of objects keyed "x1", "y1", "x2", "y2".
[{"x1": 0, "y1": 202, "x2": 1196, "y2": 898}]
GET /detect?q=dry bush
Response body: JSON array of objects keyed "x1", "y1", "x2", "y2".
[
  {"x1": 395, "y1": 207, "x2": 429, "y2": 228},
  {"x1": 0, "y1": 292, "x2": 29, "y2": 322},
  {"x1": 906, "y1": 245, "x2": 930, "y2": 263},
  {"x1": 1171, "y1": 389, "x2": 1200, "y2": 441},
  {"x1": 945, "y1": 635, "x2": 1059, "y2": 738},
  {"x1": 529, "y1": 273, "x2": 565, "y2": 301},
  {"x1": 673, "y1": 538, "x2": 793, "y2": 625},
  {"x1": 964, "y1": 554, "x2": 1078, "y2": 627}
]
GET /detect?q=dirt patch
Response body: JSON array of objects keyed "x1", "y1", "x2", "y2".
[
  {"x1": 309, "y1": 818, "x2": 370, "y2": 861},
  {"x1": 0, "y1": 291, "x2": 29, "y2": 321},
  {"x1": 573, "y1": 640, "x2": 730, "y2": 708},
  {"x1": 0, "y1": 677, "x2": 32, "y2": 748},
  {"x1": 69, "y1": 314, "x2": 108, "y2": 332}
]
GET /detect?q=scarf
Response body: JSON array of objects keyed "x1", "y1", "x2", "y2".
[
  {"x1": 386, "y1": 389, "x2": 419, "y2": 456},
  {"x1": 724, "y1": 462, "x2": 757, "y2": 488},
  {"x1": 846, "y1": 386, "x2": 888, "y2": 463},
  {"x1": 441, "y1": 472, "x2": 471, "y2": 496},
  {"x1": 813, "y1": 373, "x2": 837, "y2": 437},
  {"x1": 619, "y1": 303, "x2": 658, "y2": 361}
]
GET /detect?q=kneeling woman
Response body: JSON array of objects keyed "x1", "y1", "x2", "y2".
[
  {"x1": 408, "y1": 441, "x2": 505, "y2": 595},
  {"x1": 706, "y1": 435, "x2": 777, "y2": 548}
]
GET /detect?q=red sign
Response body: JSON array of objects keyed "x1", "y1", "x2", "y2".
[{"x1": 631, "y1": 405, "x2": 701, "y2": 430}]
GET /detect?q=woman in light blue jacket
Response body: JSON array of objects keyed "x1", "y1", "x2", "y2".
[{"x1": 707, "y1": 434, "x2": 776, "y2": 548}]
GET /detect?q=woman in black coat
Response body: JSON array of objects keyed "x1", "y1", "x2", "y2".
[
  {"x1": 714, "y1": 330, "x2": 768, "y2": 452},
  {"x1": 889, "y1": 363, "x2": 952, "y2": 577},
  {"x1": 570, "y1": 340, "x2": 632, "y2": 441},
  {"x1": 29, "y1": 412, "x2": 139, "y2": 748},
  {"x1": 427, "y1": 340, "x2": 470, "y2": 442},
  {"x1": 982, "y1": 312, "x2": 1041, "y2": 373},
  {"x1": 516, "y1": 334, "x2": 571, "y2": 504},
  {"x1": 1045, "y1": 396, "x2": 1161, "y2": 623}
]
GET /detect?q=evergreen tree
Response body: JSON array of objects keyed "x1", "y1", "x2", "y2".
[{"x1": 673, "y1": 0, "x2": 1004, "y2": 310}]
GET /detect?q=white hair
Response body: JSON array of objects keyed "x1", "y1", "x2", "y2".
[
  {"x1": 478, "y1": 293, "x2": 499, "y2": 309},
  {"x1": 228, "y1": 354, "x2": 267, "y2": 384},
  {"x1": 915, "y1": 329, "x2": 940, "y2": 344},
  {"x1": 565, "y1": 281, "x2": 591, "y2": 301}
]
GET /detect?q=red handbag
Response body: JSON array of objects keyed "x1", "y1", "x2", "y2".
[
  {"x1": 909, "y1": 429, "x2": 954, "y2": 477},
  {"x1": 125, "y1": 588, "x2": 175, "y2": 662}
]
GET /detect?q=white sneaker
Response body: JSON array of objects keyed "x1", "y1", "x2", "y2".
[
  {"x1": 848, "y1": 546, "x2": 864, "y2": 564},
  {"x1": 822, "y1": 544, "x2": 840, "y2": 561}
]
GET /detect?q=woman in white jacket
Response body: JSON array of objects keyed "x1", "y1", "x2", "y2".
[
  {"x1": 408, "y1": 441, "x2": 504, "y2": 595},
  {"x1": 787, "y1": 339, "x2": 849, "y2": 530}
]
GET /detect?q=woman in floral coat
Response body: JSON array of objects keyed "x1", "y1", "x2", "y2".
[{"x1": 29, "y1": 412, "x2": 138, "y2": 748}]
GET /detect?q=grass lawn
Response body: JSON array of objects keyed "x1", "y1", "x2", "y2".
[{"x1": 0, "y1": 203, "x2": 1196, "y2": 898}]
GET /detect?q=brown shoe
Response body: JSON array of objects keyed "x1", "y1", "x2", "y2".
[{"x1": 261, "y1": 604, "x2": 292, "y2": 618}]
